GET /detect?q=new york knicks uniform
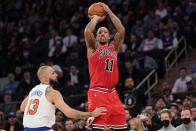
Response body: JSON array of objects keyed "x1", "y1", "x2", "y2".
[
  {"x1": 23, "y1": 84, "x2": 55, "y2": 131},
  {"x1": 88, "y1": 44, "x2": 126, "y2": 129}
]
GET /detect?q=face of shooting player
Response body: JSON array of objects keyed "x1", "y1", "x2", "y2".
[{"x1": 96, "y1": 27, "x2": 110, "y2": 45}]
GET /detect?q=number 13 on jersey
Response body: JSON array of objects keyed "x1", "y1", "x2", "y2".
[{"x1": 26, "y1": 99, "x2": 39, "y2": 115}]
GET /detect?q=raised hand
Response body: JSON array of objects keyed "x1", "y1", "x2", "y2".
[
  {"x1": 92, "y1": 107, "x2": 107, "y2": 117},
  {"x1": 99, "y1": 2, "x2": 112, "y2": 15}
]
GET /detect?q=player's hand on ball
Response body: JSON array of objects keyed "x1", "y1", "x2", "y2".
[
  {"x1": 99, "y1": 2, "x2": 112, "y2": 15},
  {"x1": 92, "y1": 107, "x2": 107, "y2": 117}
]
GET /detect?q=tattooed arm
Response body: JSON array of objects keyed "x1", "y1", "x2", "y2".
[
  {"x1": 84, "y1": 15, "x2": 105, "y2": 57},
  {"x1": 101, "y1": 3, "x2": 125, "y2": 53}
]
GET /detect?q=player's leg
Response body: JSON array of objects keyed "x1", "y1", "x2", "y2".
[
  {"x1": 88, "y1": 90, "x2": 111, "y2": 130},
  {"x1": 109, "y1": 91, "x2": 127, "y2": 130}
]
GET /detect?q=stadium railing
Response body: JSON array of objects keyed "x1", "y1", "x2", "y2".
[
  {"x1": 136, "y1": 69, "x2": 158, "y2": 95},
  {"x1": 164, "y1": 36, "x2": 188, "y2": 81}
]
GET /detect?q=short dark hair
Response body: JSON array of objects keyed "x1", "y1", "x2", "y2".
[{"x1": 182, "y1": 106, "x2": 192, "y2": 115}]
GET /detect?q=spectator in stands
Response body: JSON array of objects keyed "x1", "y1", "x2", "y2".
[
  {"x1": 169, "y1": 103, "x2": 181, "y2": 127},
  {"x1": 129, "y1": 116, "x2": 147, "y2": 131},
  {"x1": 55, "y1": 110, "x2": 65, "y2": 128},
  {"x1": 161, "y1": 81, "x2": 173, "y2": 101},
  {"x1": 75, "y1": 119, "x2": 88, "y2": 131},
  {"x1": 182, "y1": 96, "x2": 192, "y2": 107},
  {"x1": 0, "y1": 94, "x2": 17, "y2": 114},
  {"x1": 65, "y1": 119, "x2": 75, "y2": 131},
  {"x1": 155, "y1": 3, "x2": 168, "y2": 19},
  {"x1": 52, "y1": 122, "x2": 65, "y2": 131},
  {"x1": 68, "y1": 65, "x2": 84, "y2": 87},
  {"x1": 125, "y1": 109, "x2": 132, "y2": 123},
  {"x1": 3, "y1": 73, "x2": 19, "y2": 95},
  {"x1": 131, "y1": 17, "x2": 146, "y2": 39},
  {"x1": 48, "y1": 38, "x2": 67, "y2": 64},
  {"x1": 132, "y1": 51, "x2": 157, "y2": 85},
  {"x1": 124, "y1": 77, "x2": 145, "y2": 117},
  {"x1": 140, "y1": 109, "x2": 155, "y2": 131},
  {"x1": 172, "y1": 67, "x2": 192, "y2": 97},
  {"x1": 15, "y1": 71, "x2": 35, "y2": 100},
  {"x1": 125, "y1": 34, "x2": 141, "y2": 60},
  {"x1": 158, "y1": 109, "x2": 175, "y2": 131},
  {"x1": 52, "y1": 64, "x2": 66, "y2": 90},
  {"x1": 3, "y1": 112, "x2": 23, "y2": 131},
  {"x1": 139, "y1": 29, "x2": 165, "y2": 78},
  {"x1": 175, "y1": 107, "x2": 196, "y2": 131},
  {"x1": 161, "y1": 26, "x2": 178, "y2": 52},
  {"x1": 14, "y1": 66, "x2": 23, "y2": 81},
  {"x1": 191, "y1": 105, "x2": 196, "y2": 122},
  {"x1": 140, "y1": 29, "x2": 163, "y2": 52},
  {"x1": 63, "y1": 28, "x2": 78, "y2": 48},
  {"x1": 16, "y1": 110, "x2": 23, "y2": 126},
  {"x1": 145, "y1": 104, "x2": 162, "y2": 130},
  {"x1": 155, "y1": 97, "x2": 166, "y2": 114},
  {"x1": 124, "y1": 60, "x2": 133, "y2": 78}
]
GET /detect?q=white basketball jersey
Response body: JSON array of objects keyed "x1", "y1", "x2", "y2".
[{"x1": 23, "y1": 84, "x2": 55, "y2": 128}]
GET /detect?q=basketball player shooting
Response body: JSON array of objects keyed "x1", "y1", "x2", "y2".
[{"x1": 84, "y1": 2, "x2": 127, "y2": 130}]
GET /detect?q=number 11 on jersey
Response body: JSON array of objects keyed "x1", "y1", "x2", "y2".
[{"x1": 105, "y1": 58, "x2": 114, "y2": 72}]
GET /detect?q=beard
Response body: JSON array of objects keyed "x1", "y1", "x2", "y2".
[{"x1": 49, "y1": 78, "x2": 58, "y2": 87}]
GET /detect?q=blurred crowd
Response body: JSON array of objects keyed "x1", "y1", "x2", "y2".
[{"x1": 0, "y1": 0, "x2": 196, "y2": 130}]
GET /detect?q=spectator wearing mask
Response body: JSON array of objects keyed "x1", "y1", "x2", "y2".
[
  {"x1": 158, "y1": 109, "x2": 175, "y2": 131},
  {"x1": 169, "y1": 103, "x2": 181, "y2": 127},
  {"x1": 175, "y1": 107, "x2": 196, "y2": 130}
]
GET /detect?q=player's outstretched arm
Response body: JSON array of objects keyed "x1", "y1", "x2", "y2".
[
  {"x1": 100, "y1": 3, "x2": 125, "y2": 52},
  {"x1": 46, "y1": 89, "x2": 107, "y2": 119}
]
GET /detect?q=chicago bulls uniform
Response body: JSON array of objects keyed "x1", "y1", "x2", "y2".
[{"x1": 88, "y1": 44, "x2": 126, "y2": 129}]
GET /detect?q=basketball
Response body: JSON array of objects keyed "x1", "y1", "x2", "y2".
[{"x1": 88, "y1": 3, "x2": 106, "y2": 17}]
